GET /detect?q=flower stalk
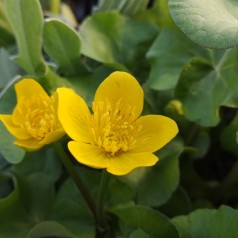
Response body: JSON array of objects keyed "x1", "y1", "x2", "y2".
[
  {"x1": 96, "y1": 170, "x2": 110, "y2": 236},
  {"x1": 53, "y1": 142, "x2": 97, "y2": 218},
  {"x1": 50, "y1": 0, "x2": 60, "y2": 14}
]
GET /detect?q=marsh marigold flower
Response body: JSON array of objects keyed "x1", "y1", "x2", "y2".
[
  {"x1": 57, "y1": 72, "x2": 178, "y2": 175},
  {"x1": 0, "y1": 79, "x2": 65, "y2": 151}
]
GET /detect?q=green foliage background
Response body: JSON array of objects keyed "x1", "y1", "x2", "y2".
[{"x1": 1, "y1": 0, "x2": 238, "y2": 237}]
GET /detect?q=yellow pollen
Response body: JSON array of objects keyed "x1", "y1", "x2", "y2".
[
  {"x1": 91, "y1": 100, "x2": 142, "y2": 156},
  {"x1": 18, "y1": 95, "x2": 57, "y2": 140}
]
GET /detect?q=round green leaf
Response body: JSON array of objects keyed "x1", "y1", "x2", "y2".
[
  {"x1": 0, "y1": 174, "x2": 31, "y2": 238},
  {"x1": 172, "y1": 209, "x2": 216, "y2": 238},
  {"x1": 169, "y1": 0, "x2": 238, "y2": 49},
  {"x1": 122, "y1": 138, "x2": 183, "y2": 207},
  {"x1": 0, "y1": 49, "x2": 21, "y2": 91},
  {"x1": 159, "y1": 187, "x2": 192, "y2": 217},
  {"x1": 17, "y1": 172, "x2": 56, "y2": 222},
  {"x1": 4, "y1": 0, "x2": 47, "y2": 75},
  {"x1": 13, "y1": 146, "x2": 62, "y2": 182},
  {"x1": 27, "y1": 221, "x2": 77, "y2": 238},
  {"x1": 221, "y1": 113, "x2": 238, "y2": 156},
  {"x1": 43, "y1": 19, "x2": 86, "y2": 76},
  {"x1": 146, "y1": 28, "x2": 207, "y2": 90},
  {"x1": 110, "y1": 204, "x2": 179, "y2": 237},
  {"x1": 207, "y1": 206, "x2": 238, "y2": 238},
  {"x1": 129, "y1": 229, "x2": 150, "y2": 238},
  {"x1": 175, "y1": 57, "x2": 225, "y2": 126},
  {"x1": 172, "y1": 205, "x2": 238, "y2": 238},
  {"x1": 79, "y1": 12, "x2": 158, "y2": 71},
  {"x1": 0, "y1": 121, "x2": 25, "y2": 164},
  {"x1": 49, "y1": 176, "x2": 95, "y2": 237}
]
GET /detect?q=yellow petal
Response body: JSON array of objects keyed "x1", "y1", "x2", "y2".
[
  {"x1": 40, "y1": 129, "x2": 65, "y2": 145},
  {"x1": 68, "y1": 141, "x2": 109, "y2": 169},
  {"x1": 0, "y1": 115, "x2": 31, "y2": 140},
  {"x1": 15, "y1": 78, "x2": 49, "y2": 101},
  {"x1": 14, "y1": 138, "x2": 43, "y2": 151},
  {"x1": 94, "y1": 71, "x2": 144, "y2": 119},
  {"x1": 57, "y1": 88, "x2": 92, "y2": 142},
  {"x1": 107, "y1": 152, "x2": 158, "y2": 176},
  {"x1": 12, "y1": 106, "x2": 25, "y2": 126},
  {"x1": 133, "y1": 115, "x2": 178, "y2": 153}
]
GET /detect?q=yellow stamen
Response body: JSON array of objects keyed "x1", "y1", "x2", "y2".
[
  {"x1": 91, "y1": 99, "x2": 142, "y2": 156},
  {"x1": 17, "y1": 95, "x2": 57, "y2": 140}
]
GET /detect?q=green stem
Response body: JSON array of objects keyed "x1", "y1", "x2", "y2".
[
  {"x1": 53, "y1": 142, "x2": 97, "y2": 218},
  {"x1": 50, "y1": 0, "x2": 60, "y2": 14},
  {"x1": 96, "y1": 170, "x2": 110, "y2": 235}
]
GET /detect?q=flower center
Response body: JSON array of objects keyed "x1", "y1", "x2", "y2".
[
  {"x1": 91, "y1": 100, "x2": 142, "y2": 156},
  {"x1": 18, "y1": 95, "x2": 57, "y2": 140}
]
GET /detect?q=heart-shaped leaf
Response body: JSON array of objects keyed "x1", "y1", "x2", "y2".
[{"x1": 169, "y1": 0, "x2": 238, "y2": 49}]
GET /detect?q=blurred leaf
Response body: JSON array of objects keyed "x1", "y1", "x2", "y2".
[
  {"x1": 159, "y1": 187, "x2": 192, "y2": 217},
  {"x1": 39, "y1": 0, "x2": 51, "y2": 10},
  {"x1": 0, "y1": 122, "x2": 25, "y2": 164},
  {"x1": 172, "y1": 209, "x2": 215, "y2": 238},
  {"x1": 43, "y1": 19, "x2": 86, "y2": 76},
  {"x1": 146, "y1": 28, "x2": 207, "y2": 90},
  {"x1": 0, "y1": 76, "x2": 17, "y2": 114},
  {"x1": 110, "y1": 204, "x2": 179, "y2": 237},
  {"x1": 13, "y1": 146, "x2": 62, "y2": 181},
  {"x1": 0, "y1": 151, "x2": 8, "y2": 170},
  {"x1": 0, "y1": 0, "x2": 14, "y2": 47},
  {"x1": 67, "y1": 66, "x2": 114, "y2": 105},
  {"x1": 79, "y1": 12, "x2": 158, "y2": 73},
  {"x1": 0, "y1": 175, "x2": 27, "y2": 222},
  {"x1": 0, "y1": 49, "x2": 22, "y2": 93},
  {"x1": 153, "y1": 0, "x2": 175, "y2": 27},
  {"x1": 190, "y1": 129, "x2": 210, "y2": 159},
  {"x1": 4, "y1": 0, "x2": 47, "y2": 75},
  {"x1": 49, "y1": 175, "x2": 95, "y2": 237},
  {"x1": 207, "y1": 205, "x2": 238, "y2": 237},
  {"x1": 176, "y1": 48, "x2": 238, "y2": 126},
  {"x1": 176, "y1": 58, "x2": 218, "y2": 126},
  {"x1": 179, "y1": 158, "x2": 211, "y2": 200},
  {"x1": 0, "y1": 172, "x2": 56, "y2": 237},
  {"x1": 39, "y1": 66, "x2": 72, "y2": 96},
  {"x1": 122, "y1": 138, "x2": 183, "y2": 207},
  {"x1": 106, "y1": 177, "x2": 134, "y2": 208},
  {"x1": 16, "y1": 172, "x2": 56, "y2": 223},
  {"x1": 27, "y1": 221, "x2": 77, "y2": 238},
  {"x1": 129, "y1": 229, "x2": 150, "y2": 238},
  {"x1": 172, "y1": 205, "x2": 238, "y2": 238},
  {"x1": 96, "y1": 0, "x2": 149, "y2": 16},
  {"x1": 0, "y1": 174, "x2": 52, "y2": 238},
  {"x1": 169, "y1": 0, "x2": 238, "y2": 49},
  {"x1": 221, "y1": 113, "x2": 238, "y2": 156}
]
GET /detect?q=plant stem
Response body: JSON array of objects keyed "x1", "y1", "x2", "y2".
[
  {"x1": 53, "y1": 142, "x2": 97, "y2": 218},
  {"x1": 50, "y1": 0, "x2": 60, "y2": 14},
  {"x1": 96, "y1": 170, "x2": 110, "y2": 236}
]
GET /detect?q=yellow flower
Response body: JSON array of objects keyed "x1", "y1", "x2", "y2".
[
  {"x1": 57, "y1": 71, "x2": 178, "y2": 175},
  {"x1": 0, "y1": 79, "x2": 65, "y2": 151}
]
